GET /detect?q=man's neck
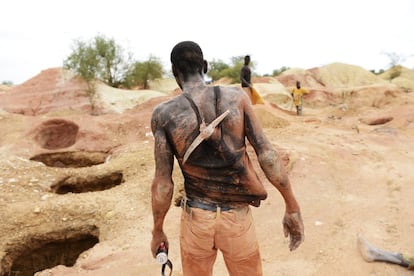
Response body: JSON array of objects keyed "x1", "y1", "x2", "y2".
[{"x1": 182, "y1": 75, "x2": 206, "y2": 91}]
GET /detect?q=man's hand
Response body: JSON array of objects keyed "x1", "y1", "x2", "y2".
[
  {"x1": 151, "y1": 230, "x2": 169, "y2": 257},
  {"x1": 283, "y1": 212, "x2": 304, "y2": 251}
]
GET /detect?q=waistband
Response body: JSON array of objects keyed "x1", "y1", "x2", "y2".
[{"x1": 181, "y1": 198, "x2": 233, "y2": 212}]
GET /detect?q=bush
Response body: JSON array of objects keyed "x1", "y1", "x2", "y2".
[
  {"x1": 208, "y1": 56, "x2": 254, "y2": 84},
  {"x1": 64, "y1": 35, "x2": 132, "y2": 88},
  {"x1": 124, "y1": 56, "x2": 164, "y2": 89}
]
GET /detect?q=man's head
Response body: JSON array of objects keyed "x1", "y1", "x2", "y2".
[
  {"x1": 296, "y1": 81, "x2": 301, "y2": 89},
  {"x1": 244, "y1": 55, "x2": 251, "y2": 65},
  {"x1": 170, "y1": 41, "x2": 207, "y2": 82}
]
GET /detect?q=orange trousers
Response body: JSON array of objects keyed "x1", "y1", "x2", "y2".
[{"x1": 180, "y1": 205, "x2": 263, "y2": 276}]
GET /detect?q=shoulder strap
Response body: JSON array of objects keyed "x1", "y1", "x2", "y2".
[
  {"x1": 214, "y1": 86, "x2": 220, "y2": 116},
  {"x1": 182, "y1": 86, "x2": 221, "y2": 125},
  {"x1": 182, "y1": 93, "x2": 202, "y2": 125},
  {"x1": 213, "y1": 86, "x2": 222, "y2": 134}
]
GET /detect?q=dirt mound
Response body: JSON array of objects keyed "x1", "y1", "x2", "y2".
[
  {"x1": 253, "y1": 105, "x2": 290, "y2": 129},
  {"x1": 97, "y1": 82, "x2": 166, "y2": 113},
  {"x1": 276, "y1": 68, "x2": 337, "y2": 108},
  {"x1": 379, "y1": 66, "x2": 414, "y2": 92},
  {"x1": 0, "y1": 68, "x2": 170, "y2": 116},
  {"x1": 147, "y1": 78, "x2": 179, "y2": 93},
  {"x1": 339, "y1": 85, "x2": 405, "y2": 110},
  {"x1": 0, "y1": 84, "x2": 13, "y2": 93},
  {"x1": 277, "y1": 68, "x2": 326, "y2": 90},
  {"x1": 256, "y1": 84, "x2": 292, "y2": 109},
  {"x1": 274, "y1": 64, "x2": 410, "y2": 109},
  {"x1": 0, "y1": 68, "x2": 94, "y2": 115},
  {"x1": 252, "y1": 76, "x2": 277, "y2": 83},
  {"x1": 312, "y1": 62, "x2": 388, "y2": 89}
]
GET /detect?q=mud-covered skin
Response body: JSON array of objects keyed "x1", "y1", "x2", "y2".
[
  {"x1": 152, "y1": 83, "x2": 268, "y2": 205},
  {"x1": 151, "y1": 74, "x2": 304, "y2": 256}
]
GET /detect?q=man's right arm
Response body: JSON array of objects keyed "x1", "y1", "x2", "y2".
[{"x1": 150, "y1": 109, "x2": 175, "y2": 257}]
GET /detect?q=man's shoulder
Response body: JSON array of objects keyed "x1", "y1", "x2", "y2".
[
  {"x1": 217, "y1": 85, "x2": 242, "y2": 92},
  {"x1": 152, "y1": 95, "x2": 185, "y2": 117},
  {"x1": 217, "y1": 85, "x2": 245, "y2": 97},
  {"x1": 241, "y1": 65, "x2": 249, "y2": 72}
]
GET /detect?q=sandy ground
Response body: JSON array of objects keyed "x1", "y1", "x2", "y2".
[{"x1": 0, "y1": 67, "x2": 413, "y2": 276}]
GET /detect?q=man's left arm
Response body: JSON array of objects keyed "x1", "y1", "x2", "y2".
[{"x1": 244, "y1": 102, "x2": 304, "y2": 250}]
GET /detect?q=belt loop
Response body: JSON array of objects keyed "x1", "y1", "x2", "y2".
[
  {"x1": 180, "y1": 197, "x2": 192, "y2": 218},
  {"x1": 216, "y1": 206, "x2": 221, "y2": 219}
]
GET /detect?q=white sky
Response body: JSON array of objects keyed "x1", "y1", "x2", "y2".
[{"x1": 1, "y1": 0, "x2": 413, "y2": 84}]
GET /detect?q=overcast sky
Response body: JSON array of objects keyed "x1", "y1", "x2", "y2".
[{"x1": 1, "y1": 0, "x2": 413, "y2": 84}]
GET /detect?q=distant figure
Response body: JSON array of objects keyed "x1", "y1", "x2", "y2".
[
  {"x1": 240, "y1": 55, "x2": 253, "y2": 100},
  {"x1": 291, "y1": 81, "x2": 309, "y2": 115},
  {"x1": 240, "y1": 55, "x2": 263, "y2": 105}
]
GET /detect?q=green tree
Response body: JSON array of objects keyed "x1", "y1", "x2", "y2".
[
  {"x1": 124, "y1": 56, "x2": 164, "y2": 89},
  {"x1": 94, "y1": 36, "x2": 132, "y2": 87},
  {"x1": 64, "y1": 40, "x2": 99, "y2": 83},
  {"x1": 64, "y1": 35, "x2": 132, "y2": 88},
  {"x1": 64, "y1": 40, "x2": 101, "y2": 111},
  {"x1": 207, "y1": 59, "x2": 229, "y2": 81},
  {"x1": 226, "y1": 56, "x2": 245, "y2": 83}
]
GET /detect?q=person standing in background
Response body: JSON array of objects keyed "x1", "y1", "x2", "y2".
[
  {"x1": 291, "y1": 81, "x2": 309, "y2": 115},
  {"x1": 240, "y1": 55, "x2": 253, "y2": 101}
]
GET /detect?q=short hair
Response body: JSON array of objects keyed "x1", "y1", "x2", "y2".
[{"x1": 170, "y1": 41, "x2": 204, "y2": 76}]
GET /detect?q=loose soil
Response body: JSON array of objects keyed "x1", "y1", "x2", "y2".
[{"x1": 0, "y1": 67, "x2": 413, "y2": 276}]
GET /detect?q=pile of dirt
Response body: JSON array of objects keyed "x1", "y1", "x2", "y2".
[
  {"x1": 312, "y1": 62, "x2": 388, "y2": 89},
  {"x1": 379, "y1": 65, "x2": 414, "y2": 92},
  {"x1": 0, "y1": 84, "x2": 13, "y2": 93},
  {"x1": 0, "y1": 68, "x2": 93, "y2": 115},
  {"x1": 277, "y1": 68, "x2": 326, "y2": 90},
  {"x1": 0, "y1": 68, "x2": 172, "y2": 116},
  {"x1": 272, "y1": 63, "x2": 412, "y2": 109},
  {"x1": 97, "y1": 82, "x2": 166, "y2": 114},
  {"x1": 253, "y1": 104, "x2": 290, "y2": 129},
  {"x1": 147, "y1": 78, "x2": 179, "y2": 93}
]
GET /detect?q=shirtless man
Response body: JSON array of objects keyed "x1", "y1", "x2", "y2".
[
  {"x1": 150, "y1": 41, "x2": 304, "y2": 276},
  {"x1": 240, "y1": 55, "x2": 253, "y2": 102}
]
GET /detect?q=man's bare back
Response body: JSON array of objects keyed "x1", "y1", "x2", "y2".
[{"x1": 151, "y1": 82, "x2": 267, "y2": 206}]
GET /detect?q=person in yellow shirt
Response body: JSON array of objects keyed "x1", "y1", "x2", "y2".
[{"x1": 291, "y1": 81, "x2": 309, "y2": 115}]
